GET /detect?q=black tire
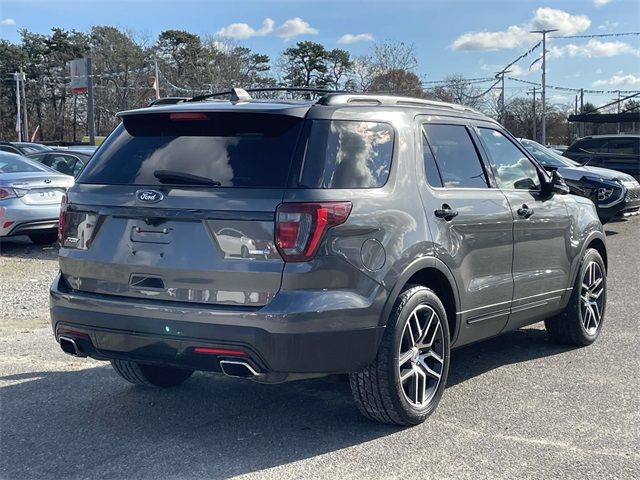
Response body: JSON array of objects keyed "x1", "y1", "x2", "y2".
[
  {"x1": 349, "y1": 286, "x2": 450, "y2": 426},
  {"x1": 545, "y1": 248, "x2": 607, "y2": 346},
  {"x1": 28, "y1": 231, "x2": 58, "y2": 245},
  {"x1": 110, "y1": 359, "x2": 194, "y2": 387}
]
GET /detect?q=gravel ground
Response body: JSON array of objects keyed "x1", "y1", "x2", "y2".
[
  {"x1": 0, "y1": 237, "x2": 58, "y2": 334},
  {"x1": 0, "y1": 219, "x2": 639, "y2": 480}
]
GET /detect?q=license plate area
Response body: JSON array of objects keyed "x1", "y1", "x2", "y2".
[{"x1": 130, "y1": 225, "x2": 173, "y2": 244}]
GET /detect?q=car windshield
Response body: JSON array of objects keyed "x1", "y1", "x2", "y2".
[
  {"x1": 519, "y1": 139, "x2": 579, "y2": 168},
  {"x1": 0, "y1": 152, "x2": 53, "y2": 173}
]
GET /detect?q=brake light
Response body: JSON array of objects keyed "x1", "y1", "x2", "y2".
[
  {"x1": 275, "y1": 202, "x2": 352, "y2": 262},
  {"x1": 0, "y1": 188, "x2": 16, "y2": 200},
  {"x1": 169, "y1": 112, "x2": 208, "y2": 121},
  {"x1": 58, "y1": 193, "x2": 68, "y2": 246}
]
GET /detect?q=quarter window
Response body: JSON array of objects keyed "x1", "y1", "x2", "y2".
[
  {"x1": 422, "y1": 124, "x2": 488, "y2": 188},
  {"x1": 298, "y1": 120, "x2": 394, "y2": 189},
  {"x1": 478, "y1": 128, "x2": 540, "y2": 190}
]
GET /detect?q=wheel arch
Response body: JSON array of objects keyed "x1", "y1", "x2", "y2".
[
  {"x1": 381, "y1": 257, "x2": 461, "y2": 345},
  {"x1": 586, "y1": 236, "x2": 607, "y2": 272}
]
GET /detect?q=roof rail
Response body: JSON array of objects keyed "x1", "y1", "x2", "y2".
[
  {"x1": 317, "y1": 93, "x2": 482, "y2": 115},
  {"x1": 188, "y1": 87, "x2": 345, "y2": 103},
  {"x1": 148, "y1": 97, "x2": 189, "y2": 107}
]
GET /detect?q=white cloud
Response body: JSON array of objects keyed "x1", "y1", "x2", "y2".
[
  {"x1": 215, "y1": 18, "x2": 274, "y2": 39},
  {"x1": 593, "y1": 73, "x2": 640, "y2": 87},
  {"x1": 0, "y1": 18, "x2": 16, "y2": 26},
  {"x1": 451, "y1": 8, "x2": 590, "y2": 51},
  {"x1": 598, "y1": 20, "x2": 620, "y2": 30},
  {"x1": 275, "y1": 18, "x2": 318, "y2": 40},
  {"x1": 596, "y1": 68, "x2": 603, "y2": 74},
  {"x1": 215, "y1": 17, "x2": 317, "y2": 41},
  {"x1": 549, "y1": 39, "x2": 640, "y2": 58},
  {"x1": 593, "y1": 0, "x2": 613, "y2": 7},
  {"x1": 480, "y1": 62, "x2": 537, "y2": 76},
  {"x1": 337, "y1": 33, "x2": 374, "y2": 45}
]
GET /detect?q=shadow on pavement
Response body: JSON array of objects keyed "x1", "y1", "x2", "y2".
[
  {"x1": 0, "y1": 327, "x2": 573, "y2": 479},
  {"x1": 0, "y1": 235, "x2": 58, "y2": 260}
]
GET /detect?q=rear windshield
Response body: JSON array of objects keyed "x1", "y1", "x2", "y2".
[
  {"x1": 78, "y1": 112, "x2": 303, "y2": 188},
  {"x1": 297, "y1": 120, "x2": 394, "y2": 188},
  {"x1": 0, "y1": 153, "x2": 51, "y2": 173}
]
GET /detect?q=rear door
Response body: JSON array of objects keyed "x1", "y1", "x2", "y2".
[
  {"x1": 60, "y1": 110, "x2": 306, "y2": 307},
  {"x1": 474, "y1": 126, "x2": 572, "y2": 328},
  {"x1": 419, "y1": 120, "x2": 514, "y2": 345}
]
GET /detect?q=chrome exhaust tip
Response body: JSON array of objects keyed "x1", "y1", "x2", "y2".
[
  {"x1": 219, "y1": 359, "x2": 261, "y2": 378},
  {"x1": 59, "y1": 336, "x2": 81, "y2": 357}
]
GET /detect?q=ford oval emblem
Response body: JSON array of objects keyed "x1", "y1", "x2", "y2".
[{"x1": 136, "y1": 189, "x2": 164, "y2": 203}]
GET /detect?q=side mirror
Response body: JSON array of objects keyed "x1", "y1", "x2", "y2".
[{"x1": 545, "y1": 170, "x2": 570, "y2": 195}]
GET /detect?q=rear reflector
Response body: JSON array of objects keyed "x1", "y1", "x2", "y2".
[
  {"x1": 3, "y1": 221, "x2": 14, "y2": 229},
  {"x1": 276, "y1": 202, "x2": 352, "y2": 262},
  {"x1": 169, "y1": 112, "x2": 209, "y2": 121},
  {"x1": 56, "y1": 328, "x2": 90, "y2": 339},
  {"x1": 58, "y1": 193, "x2": 68, "y2": 246},
  {"x1": 193, "y1": 347, "x2": 247, "y2": 357}
]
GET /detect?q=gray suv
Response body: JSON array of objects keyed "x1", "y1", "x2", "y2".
[{"x1": 51, "y1": 90, "x2": 608, "y2": 426}]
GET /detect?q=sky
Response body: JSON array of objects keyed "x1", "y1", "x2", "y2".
[{"x1": 1, "y1": 0, "x2": 639, "y2": 107}]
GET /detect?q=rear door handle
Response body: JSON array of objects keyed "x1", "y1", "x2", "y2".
[
  {"x1": 517, "y1": 204, "x2": 534, "y2": 218},
  {"x1": 434, "y1": 204, "x2": 459, "y2": 221}
]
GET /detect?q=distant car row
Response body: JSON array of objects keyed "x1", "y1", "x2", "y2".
[
  {"x1": 0, "y1": 142, "x2": 95, "y2": 178},
  {"x1": 520, "y1": 138, "x2": 640, "y2": 223}
]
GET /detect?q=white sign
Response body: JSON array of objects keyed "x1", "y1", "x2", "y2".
[{"x1": 69, "y1": 58, "x2": 88, "y2": 94}]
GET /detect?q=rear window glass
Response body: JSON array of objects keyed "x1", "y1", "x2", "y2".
[
  {"x1": 78, "y1": 113, "x2": 303, "y2": 188},
  {"x1": 0, "y1": 153, "x2": 50, "y2": 173},
  {"x1": 298, "y1": 120, "x2": 394, "y2": 188}
]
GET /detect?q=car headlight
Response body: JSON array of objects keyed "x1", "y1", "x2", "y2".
[{"x1": 597, "y1": 188, "x2": 614, "y2": 201}]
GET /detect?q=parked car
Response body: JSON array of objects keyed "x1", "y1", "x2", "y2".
[
  {"x1": 0, "y1": 141, "x2": 51, "y2": 155},
  {"x1": 51, "y1": 90, "x2": 608, "y2": 426},
  {"x1": 12, "y1": 142, "x2": 52, "y2": 154},
  {"x1": 0, "y1": 152, "x2": 74, "y2": 244},
  {"x1": 519, "y1": 138, "x2": 640, "y2": 222},
  {"x1": 27, "y1": 149, "x2": 92, "y2": 177},
  {"x1": 563, "y1": 134, "x2": 640, "y2": 181}
]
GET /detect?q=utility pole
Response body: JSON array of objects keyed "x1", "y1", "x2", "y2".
[
  {"x1": 20, "y1": 67, "x2": 29, "y2": 140},
  {"x1": 154, "y1": 60, "x2": 161, "y2": 99},
  {"x1": 615, "y1": 90, "x2": 621, "y2": 134},
  {"x1": 527, "y1": 87, "x2": 537, "y2": 141},
  {"x1": 530, "y1": 28, "x2": 557, "y2": 145},
  {"x1": 86, "y1": 58, "x2": 96, "y2": 146},
  {"x1": 13, "y1": 72, "x2": 24, "y2": 141},
  {"x1": 495, "y1": 69, "x2": 511, "y2": 124},
  {"x1": 579, "y1": 88, "x2": 585, "y2": 137}
]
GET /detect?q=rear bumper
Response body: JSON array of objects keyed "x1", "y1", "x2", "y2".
[
  {"x1": 0, "y1": 200, "x2": 60, "y2": 237},
  {"x1": 50, "y1": 273, "x2": 387, "y2": 375}
]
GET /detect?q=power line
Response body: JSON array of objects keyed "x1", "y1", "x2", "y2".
[
  {"x1": 506, "y1": 77, "x2": 640, "y2": 95},
  {"x1": 550, "y1": 32, "x2": 640, "y2": 39}
]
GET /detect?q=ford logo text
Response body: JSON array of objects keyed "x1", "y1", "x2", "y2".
[{"x1": 136, "y1": 190, "x2": 164, "y2": 203}]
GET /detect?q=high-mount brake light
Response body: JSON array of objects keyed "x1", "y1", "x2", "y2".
[
  {"x1": 169, "y1": 112, "x2": 208, "y2": 121},
  {"x1": 58, "y1": 193, "x2": 68, "y2": 246},
  {"x1": 275, "y1": 202, "x2": 352, "y2": 262}
]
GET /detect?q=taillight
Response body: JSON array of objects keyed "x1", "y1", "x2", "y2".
[
  {"x1": 0, "y1": 188, "x2": 16, "y2": 200},
  {"x1": 58, "y1": 193, "x2": 68, "y2": 246},
  {"x1": 275, "y1": 202, "x2": 352, "y2": 262}
]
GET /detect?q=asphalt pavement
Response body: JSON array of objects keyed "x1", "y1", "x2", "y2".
[{"x1": 0, "y1": 217, "x2": 638, "y2": 479}]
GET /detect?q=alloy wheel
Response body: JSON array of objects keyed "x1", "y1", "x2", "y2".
[
  {"x1": 580, "y1": 261, "x2": 605, "y2": 335},
  {"x1": 398, "y1": 304, "x2": 445, "y2": 407}
]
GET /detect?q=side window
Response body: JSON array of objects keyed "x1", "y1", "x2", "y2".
[
  {"x1": 50, "y1": 155, "x2": 76, "y2": 176},
  {"x1": 478, "y1": 128, "x2": 540, "y2": 190},
  {"x1": 423, "y1": 124, "x2": 488, "y2": 188},
  {"x1": 421, "y1": 129, "x2": 443, "y2": 187},
  {"x1": 606, "y1": 139, "x2": 638, "y2": 155},
  {"x1": 298, "y1": 120, "x2": 394, "y2": 189}
]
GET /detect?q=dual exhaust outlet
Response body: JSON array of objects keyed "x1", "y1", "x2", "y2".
[{"x1": 58, "y1": 337, "x2": 261, "y2": 378}]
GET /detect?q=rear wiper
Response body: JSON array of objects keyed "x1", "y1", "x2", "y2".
[{"x1": 153, "y1": 170, "x2": 221, "y2": 186}]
